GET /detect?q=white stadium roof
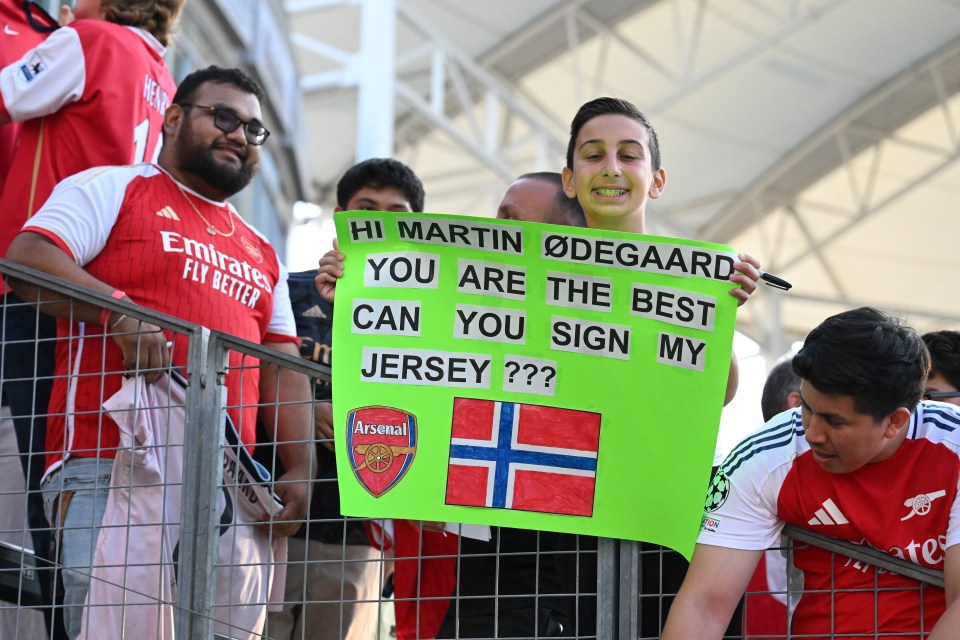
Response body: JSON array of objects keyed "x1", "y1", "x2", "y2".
[{"x1": 286, "y1": 0, "x2": 960, "y2": 357}]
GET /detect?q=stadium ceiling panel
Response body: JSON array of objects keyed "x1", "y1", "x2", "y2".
[{"x1": 286, "y1": 0, "x2": 960, "y2": 353}]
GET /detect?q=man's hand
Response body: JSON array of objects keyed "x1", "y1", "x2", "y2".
[
  {"x1": 728, "y1": 252, "x2": 761, "y2": 306},
  {"x1": 268, "y1": 465, "x2": 311, "y2": 537},
  {"x1": 315, "y1": 402, "x2": 334, "y2": 452},
  {"x1": 931, "y1": 544, "x2": 960, "y2": 639},
  {"x1": 315, "y1": 239, "x2": 343, "y2": 303},
  {"x1": 419, "y1": 520, "x2": 447, "y2": 533},
  {"x1": 109, "y1": 316, "x2": 170, "y2": 384},
  {"x1": 259, "y1": 340, "x2": 315, "y2": 537}
]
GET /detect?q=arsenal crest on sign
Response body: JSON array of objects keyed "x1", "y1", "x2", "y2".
[{"x1": 346, "y1": 406, "x2": 417, "y2": 497}]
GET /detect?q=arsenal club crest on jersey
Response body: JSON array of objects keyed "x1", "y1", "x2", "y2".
[
  {"x1": 347, "y1": 406, "x2": 417, "y2": 497},
  {"x1": 240, "y1": 235, "x2": 263, "y2": 263}
]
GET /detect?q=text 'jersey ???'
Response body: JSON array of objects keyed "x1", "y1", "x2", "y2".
[
  {"x1": 21, "y1": 163, "x2": 297, "y2": 475},
  {"x1": 0, "y1": 19, "x2": 174, "y2": 258},
  {"x1": 702, "y1": 404, "x2": 960, "y2": 638}
]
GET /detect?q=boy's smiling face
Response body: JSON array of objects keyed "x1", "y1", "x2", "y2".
[{"x1": 562, "y1": 114, "x2": 666, "y2": 233}]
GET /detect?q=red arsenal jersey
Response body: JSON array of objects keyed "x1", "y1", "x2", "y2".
[
  {"x1": 0, "y1": 19, "x2": 173, "y2": 260},
  {"x1": 20, "y1": 164, "x2": 297, "y2": 475},
  {"x1": 702, "y1": 405, "x2": 960, "y2": 638},
  {"x1": 0, "y1": 0, "x2": 54, "y2": 187}
]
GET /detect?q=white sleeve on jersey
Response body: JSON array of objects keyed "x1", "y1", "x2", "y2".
[
  {"x1": 0, "y1": 25, "x2": 85, "y2": 121},
  {"x1": 699, "y1": 416, "x2": 799, "y2": 551},
  {"x1": 949, "y1": 472, "x2": 960, "y2": 551},
  {"x1": 267, "y1": 260, "x2": 297, "y2": 338},
  {"x1": 21, "y1": 165, "x2": 153, "y2": 265}
]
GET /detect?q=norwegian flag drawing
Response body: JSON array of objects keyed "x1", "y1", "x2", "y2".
[{"x1": 445, "y1": 398, "x2": 601, "y2": 517}]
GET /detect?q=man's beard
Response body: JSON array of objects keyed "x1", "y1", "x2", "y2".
[{"x1": 180, "y1": 145, "x2": 257, "y2": 197}]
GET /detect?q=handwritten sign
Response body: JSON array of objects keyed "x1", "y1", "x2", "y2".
[{"x1": 333, "y1": 211, "x2": 738, "y2": 557}]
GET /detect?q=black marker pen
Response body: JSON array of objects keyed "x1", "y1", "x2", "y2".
[{"x1": 758, "y1": 271, "x2": 792, "y2": 291}]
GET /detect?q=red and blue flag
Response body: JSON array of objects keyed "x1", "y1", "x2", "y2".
[{"x1": 445, "y1": 398, "x2": 601, "y2": 517}]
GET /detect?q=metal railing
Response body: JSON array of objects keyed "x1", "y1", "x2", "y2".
[{"x1": 0, "y1": 260, "x2": 948, "y2": 639}]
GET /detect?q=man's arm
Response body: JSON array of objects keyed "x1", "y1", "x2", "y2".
[
  {"x1": 258, "y1": 340, "x2": 314, "y2": 537},
  {"x1": 661, "y1": 543, "x2": 762, "y2": 640},
  {"x1": 930, "y1": 544, "x2": 960, "y2": 639},
  {"x1": 6, "y1": 231, "x2": 169, "y2": 381}
]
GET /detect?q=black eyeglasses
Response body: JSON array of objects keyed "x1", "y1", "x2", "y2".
[
  {"x1": 179, "y1": 103, "x2": 270, "y2": 146},
  {"x1": 922, "y1": 390, "x2": 960, "y2": 401}
]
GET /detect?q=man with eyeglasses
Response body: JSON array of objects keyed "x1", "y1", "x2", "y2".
[
  {"x1": 6, "y1": 66, "x2": 312, "y2": 640},
  {"x1": 923, "y1": 331, "x2": 960, "y2": 407},
  {"x1": 1, "y1": 3, "x2": 181, "y2": 636}
]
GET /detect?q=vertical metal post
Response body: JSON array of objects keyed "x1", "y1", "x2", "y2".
[
  {"x1": 761, "y1": 291, "x2": 788, "y2": 363},
  {"x1": 175, "y1": 328, "x2": 227, "y2": 637},
  {"x1": 618, "y1": 541, "x2": 640, "y2": 639},
  {"x1": 596, "y1": 537, "x2": 619, "y2": 640},
  {"x1": 356, "y1": 0, "x2": 397, "y2": 160}
]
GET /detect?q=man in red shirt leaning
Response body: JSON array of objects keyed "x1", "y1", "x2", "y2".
[{"x1": 662, "y1": 307, "x2": 960, "y2": 640}]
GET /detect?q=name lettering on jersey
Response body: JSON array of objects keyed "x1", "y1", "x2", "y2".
[
  {"x1": 900, "y1": 490, "x2": 946, "y2": 521},
  {"x1": 143, "y1": 74, "x2": 170, "y2": 116},
  {"x1": 222, "y1": 455, "x2": 260, "y2": 506},
  {"x1": 162, "y1": 231, "x2": 270, "y2": 310}
]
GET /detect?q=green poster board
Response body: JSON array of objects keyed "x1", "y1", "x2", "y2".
[{"x1": 332, "y1": 211, "x2": 738, "y2": 557}]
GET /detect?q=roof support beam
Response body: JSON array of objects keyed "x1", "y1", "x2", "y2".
[{"x1": 703, "y1": 35, "x2": 960, "y2": 243}]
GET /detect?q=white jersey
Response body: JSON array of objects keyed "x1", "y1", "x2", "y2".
[{"x1": 79, "y1": 372, "x2": 286, "y2": 640}]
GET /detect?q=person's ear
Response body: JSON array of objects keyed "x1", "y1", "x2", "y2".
[
  {"x1": 162, "y1": 103, "x2": 185, "y2": 139},
  {"x1": 648, "y1": 167, "x2": 667, "y2": 200},
  {"x1": 333, "y1": 206, "x2": 343, "y2": 213},
  {"x1": 786, "y1": 390, "x2": 802, "y2": 410},
  {"x1": 883, "y1": 407, "x2": 912, "y2": 439},
  {"x1": 561, "y1": 167, "x2": 577, "y2": 199}
]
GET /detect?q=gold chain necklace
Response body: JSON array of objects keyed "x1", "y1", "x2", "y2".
[{"x1": 170, "y1": 176, "x2": 236, "y2": 238}]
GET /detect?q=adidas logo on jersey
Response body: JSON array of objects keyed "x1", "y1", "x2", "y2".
[
  {"x1": 155, "y1": 206, "x2": 180, "y2": 221},
  {"x1": 807, "y1": 498, "x2": 849, "y2": 526},
  {"x1": 302, "y1": 305, "x2": 328, "y2": 320}
]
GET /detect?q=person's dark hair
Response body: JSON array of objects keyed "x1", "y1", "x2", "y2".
[
  {"x1": 173, "y1": 66, "x2": 264, "y2": 106},
  {"x1": 792, "y1": 307, "x2": 930, "y2": 420},
  {"x1": 566, "y1": 97, "x2": 661, "y2": 171},
  {"x1": 101, "y1": 0, "x2": 185, "y2": 47},
  {"x1": 337, "y1": 158, "x2": 425, "y2": 213},
  {"x1": 761, "y1": 358, "x2": 800, "y2": 422},
  {"x1": 514, "y1": 172, "x2": 586, "y2": 227},
  {"x1": 922, "y1": 330, "x2": 960, "y2": 390}
]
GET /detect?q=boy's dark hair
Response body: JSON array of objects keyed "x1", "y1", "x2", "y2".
[
  {"x1": 792, "y1": 307, "x2": 930, "y2": 421},
  {"x1": 922, "y1": 330, "x2": 960, "y2": 390},
  {"x1": 761, "y1": 358, "x2": 800, "y2": 422},
  {"x1": 173, "y1": 66, "x2": 265, "y2": 106},
  {"x1": 515, "y1": 172, "x2": 586, "y2": 227},
  {"x1": 101, "y1": 0, "x2": 185, "y2": 47},
  {"x1": 337, "y1": 158, "x2": 425, "y2": 213},
  {"x1": 566, "y1": 97, "x2": 661, "y2": 171}
]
